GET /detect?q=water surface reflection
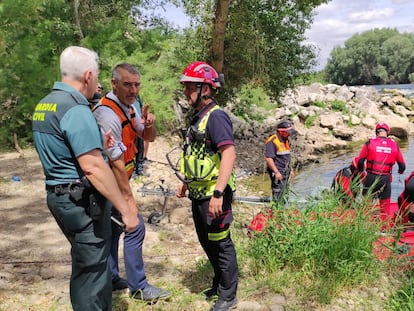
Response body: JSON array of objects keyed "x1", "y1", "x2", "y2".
[{"x1": 292, "y1": 137, "x2": 413, "y2": 201}]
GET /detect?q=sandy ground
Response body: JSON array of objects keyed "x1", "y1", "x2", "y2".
[
  {"x1": 0, "y1": 136, "x2": 228, "y2": 310},
  {"x1": 0, "y1": 135, "x2": 399, "y2": 311}
]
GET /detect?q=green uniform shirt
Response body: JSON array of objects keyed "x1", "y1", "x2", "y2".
[{"x1": 32, "y1": 82, "x2": 103, "y2": 185}]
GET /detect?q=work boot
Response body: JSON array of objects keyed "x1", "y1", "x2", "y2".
[
  {"x1": 112, "y1": 277, "x2": 128, "y2": 291},
  {"x1": 134, "y1": 162, "x2": 149, "y2": 177},
  {"x1": 211, "y1": 297, "x2": 238, "y2": 311},
  {"x1": 130, "y1": 284, "x2": 171, "y2": 302}
]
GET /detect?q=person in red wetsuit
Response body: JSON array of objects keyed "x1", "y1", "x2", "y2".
[
  {"x1": 397, "y1": 172, "x2": 414, "y2": 228},
  {"x1": 331, "y1": 156, "x2": 365, "y2": 203},
  {"x1": 357, "y1": 122, "x2": 406, "y2": 220}
]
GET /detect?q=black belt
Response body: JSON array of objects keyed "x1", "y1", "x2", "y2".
[
  {"x1": 46, "y1": 183, "x2": 71, "y2": 194},
  {"x1": 46, "y1": 179, "x2": 83, "y2": 194}
]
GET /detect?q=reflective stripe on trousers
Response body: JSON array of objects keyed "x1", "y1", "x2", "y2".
[{"x1": 208, "y1": 228, "x2": 230, "y2": 241}]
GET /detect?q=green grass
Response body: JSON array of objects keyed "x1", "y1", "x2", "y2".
[
  {"x1": 330, "y1": 99, "x2": 349, "y2": 114},
  {"x1": 304, "y1": 114, "x2": 318, "y2": 128},
  {"x1": 241, "y1": 190, "x2": 411, "y2": 308},
  {"x1": 386, "y1": 272, "x2": 414, "y2": 310}
]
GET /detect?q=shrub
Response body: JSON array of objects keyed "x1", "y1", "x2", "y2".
[
  {"x1": 304, "y1": 114, "x2": 318, "y2": 128},
  {"x1": 245, "y1": 191, "x2": 384, "y2": 305},
  {"x1": 232, "y1": 83, "x2": 271, "y2": 123},
  {"x1": 330, "y1": 100, "x2": 348, "y2": 113},
  {"x1": 312, "y1": 100, "x2": 326, "y2": 108}
]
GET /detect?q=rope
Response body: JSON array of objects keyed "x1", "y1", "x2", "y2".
[{"x1": 0, "y1": 251, "x2": 205, "y2": 266}]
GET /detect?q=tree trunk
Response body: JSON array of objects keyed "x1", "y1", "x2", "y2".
[
  {"x1": 13, "y1": 133, "x2": 22, "y2": 153},
  {"x1": 72, "y1": 0, "x2": 84, "y2": 40},
  {"x1": 211, "y1": 0, "x2": 231, "y2": 73}
]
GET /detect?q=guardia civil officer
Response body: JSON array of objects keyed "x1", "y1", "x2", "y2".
[{"x1": 32, "y1": 46, "x2": 138, "y2": 311}]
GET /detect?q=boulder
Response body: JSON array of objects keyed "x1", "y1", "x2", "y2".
[{"x1": 173, "y1": 83, "x2": 414, "y2": 173}]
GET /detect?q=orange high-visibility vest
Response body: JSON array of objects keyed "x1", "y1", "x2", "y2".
[
  {"x1": 95, "y1": 96, "x2": 137, "y2": 178},
  {"x1": 265, "y1": 134, "x2": 290, "y2": 155}
]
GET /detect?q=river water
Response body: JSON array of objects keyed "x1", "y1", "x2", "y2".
[
  {"x1": 292, "y1": 83, "x2": 414, "y2": 201},
  {"x1": 291, "y1": 137, "x2": 412, "y2": 201}
]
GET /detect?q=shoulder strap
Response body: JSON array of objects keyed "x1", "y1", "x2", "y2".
[{"x1": 98, "y1": 96, "x2": 137, "y2": 132}]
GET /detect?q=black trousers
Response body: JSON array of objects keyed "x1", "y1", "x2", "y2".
[
  {"x1": 268, "y1": 170, "x2": 289, "y2": 202},
  {"x1": 191, "y1": 192, "x2": 238, "y2": 301},
  {"x1": 362, "y1": 173, "x2": 391, "y2": 200}
]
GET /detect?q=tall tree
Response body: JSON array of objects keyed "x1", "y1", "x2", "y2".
[
  {"x1": 180, "y1": 0, "x2": 329, "y2": 98},
  {"x1": 211, "y1": 0, "x2": 231, "y2": 73},
  {"x1": 0, "y1": 0, "x2": 144, "y2": 147},
  {"x1": 325, "y1": 28, "x2": 414, "y2": 85}
]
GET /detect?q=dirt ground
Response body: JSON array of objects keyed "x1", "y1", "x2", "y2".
[{"x1": 0, "y1": 136, "x2": 264, "y2": 311}]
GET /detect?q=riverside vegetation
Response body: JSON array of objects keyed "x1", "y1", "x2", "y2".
[
  {"x1": 1, "y1": 139, "x2": 414, "y2": 311},
  {"x1": 2, "y1": 83, "x2": 414, "y2": 310}
]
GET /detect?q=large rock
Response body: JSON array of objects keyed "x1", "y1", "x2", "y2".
[
  {"x1": 174, "y1": 83, "x2": 414, "y2": 173},
  {"x1": 319, "y1": 112, "x2": 344, "y2": 129}
]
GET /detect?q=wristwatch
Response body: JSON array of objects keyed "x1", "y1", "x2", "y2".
[{"x1": 213, "y1": 190, "x2": 225, "y2": 198}]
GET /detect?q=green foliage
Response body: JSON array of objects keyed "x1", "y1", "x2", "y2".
[
  {"x1": 386, "y1": 272, "x2": 414, "y2": 311},
  {"x1": 312, "y1": 100, "x2": 326, "y2": 108},
  {"x1": 0, "y1": 0, "x2": 329, "y2": 148},
  {"x1": 246, "y1": 192, "x2": 384, "y2": 304},
  {"x1": 232, "y1": 83, "x2": 270, "y2": 123},
  {"x1": 299, "y1": 70, "x2": 328, "y2": 85},
  {"x1": 325, "y1": 28, "x2": 414, "y2": 85},
  {"x1": 304, "y1": 114, "x2": 318, "y2": 128},
  {"x1": 0, "y1": 0, "x2": 186, "y2": 147},
  {"x1": 181, "y1": 0, "x2": 329, "y2": 99},
  {"x1": 0, "y1": 0, "x2": 73, "y2": 146},
  {"x1": 409, "y1": 72, "x2": 414, "y2": 83},
  {"x1": 330, "y1": 99, "x2": 348, "y2": 113}
]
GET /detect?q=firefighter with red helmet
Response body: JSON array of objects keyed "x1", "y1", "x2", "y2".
[
  {"x1": 357, "y1": 122, "x2": 406, "y2": 220},
  {"x1": 175, "y1": 61, "x2": 238, "y2": 311},
  {"x1": 331, "y1": 156, "x2": 366, "y2": 204}
]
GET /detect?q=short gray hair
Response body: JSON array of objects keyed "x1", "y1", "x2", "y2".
[
  {"x1": 112, "y1": 63, "x2": 140, "y2": 82},
  {"x1": 60, "y1": 46, "x2": 99, "y2": 81}
]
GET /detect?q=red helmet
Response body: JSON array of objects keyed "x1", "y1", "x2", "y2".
[
  {"x1": 375, "y1": 122, "x2": 390, "y2": 135},
  {"x1": 180, "y1": 61, "x2": 222, "y2": 89}
]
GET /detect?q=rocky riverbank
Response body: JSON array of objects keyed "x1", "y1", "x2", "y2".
[{"x1": 226, "y1": 83, "x2": 414, "y2": 173}]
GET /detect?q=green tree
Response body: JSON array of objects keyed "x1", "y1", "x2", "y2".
[
  {"x1": 0, "y1": 0, "x2": 332, "y2": 148},
  {"x1": 179, "y1": 0, "x2": 329, "y2": 99},
  {"x1": 325, "y1": 28, "x2": 414, "y2": 85},
  {"x1": 0, "y1": 0, "x2": 75, "y2": 146},
  {"x1": 0, "y1": 0, "x2": 178, "y2": 147},
  {"x1": 380, "y1": 34, "x2": 414, "y2": 83}
]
